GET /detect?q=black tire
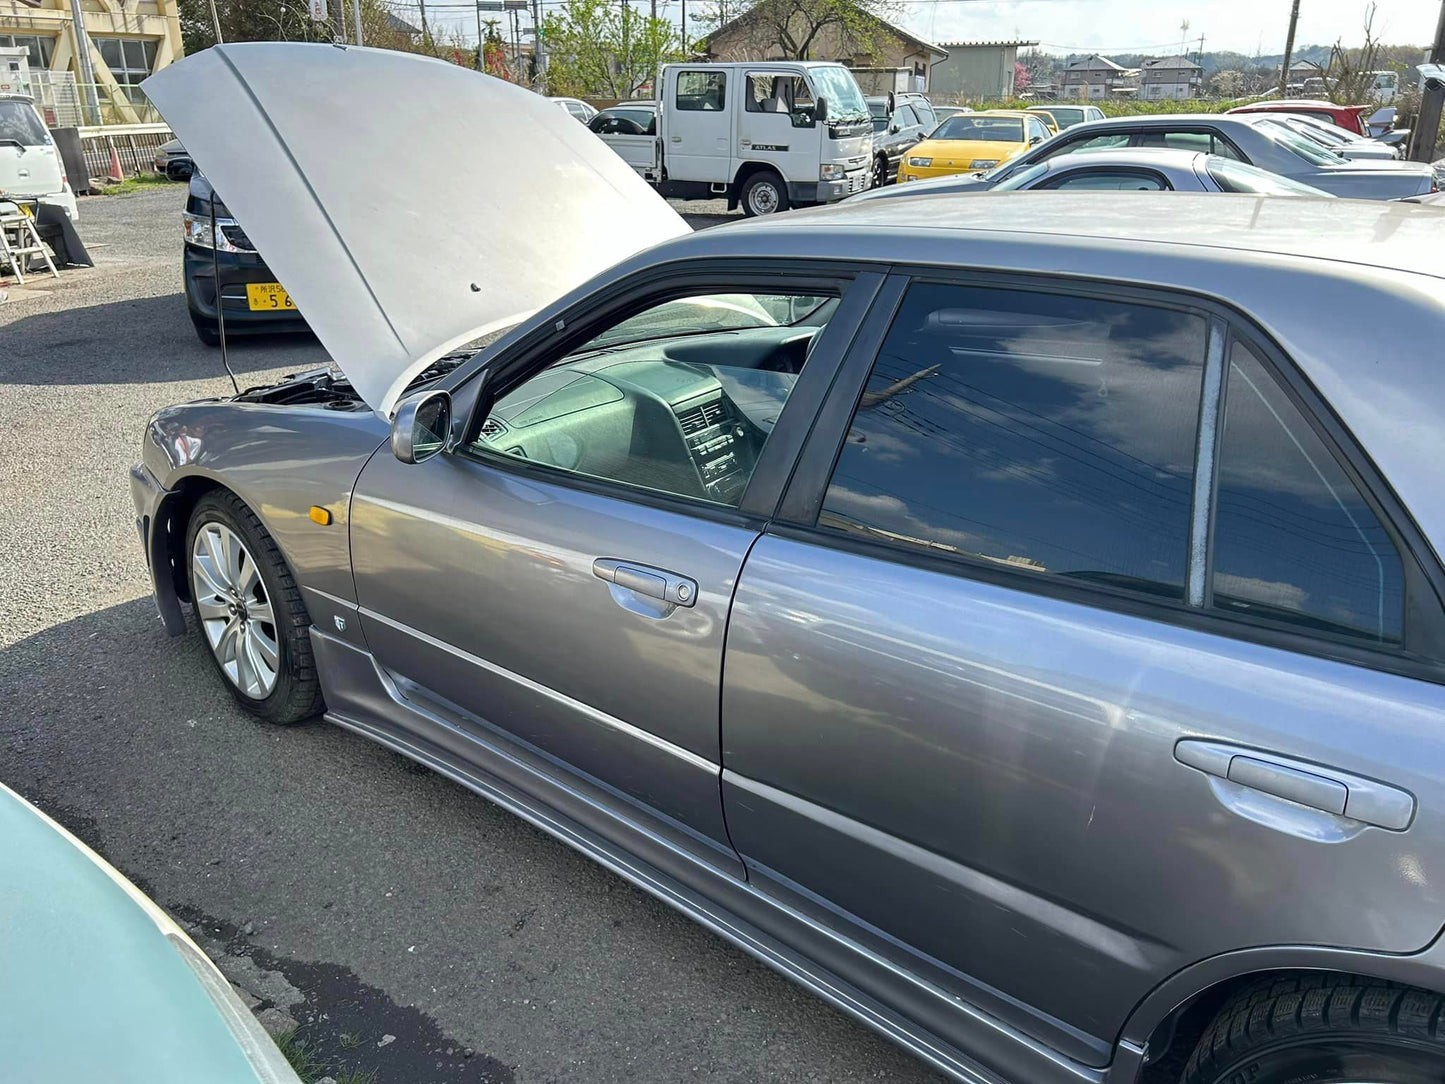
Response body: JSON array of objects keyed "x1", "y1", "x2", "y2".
[
  {"x1": 190, "y1": 313, "x2": 221, "y2": 347},
  {"x1": 186, "y1": 490, "x2": 323, "y2": 725},
  {"x1": 872, "y1": 155, "x2": 891, "y2": 189},
  {"x1": 1182, "y1": 973, "x2": 1445, "y2": 1084},
  {"x1": 739, "y1": 170, "x2": 789, "y2": 217}
]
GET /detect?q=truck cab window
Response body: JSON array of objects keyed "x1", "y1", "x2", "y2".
[{"x1": 676, "y1": 71, "x2": 726, "y2": 111}]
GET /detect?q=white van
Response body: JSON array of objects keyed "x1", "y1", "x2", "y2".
[
  {"x1": 594, "y1": 61, "x2": 873, "y2": 216},
  {"x1": 0, "y1": 93, "x2": 77, "y2": 221}
]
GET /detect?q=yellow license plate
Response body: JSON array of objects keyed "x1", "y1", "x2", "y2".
[{"x1": 246, "y1": 283, "x2": 295, "y2": 311}]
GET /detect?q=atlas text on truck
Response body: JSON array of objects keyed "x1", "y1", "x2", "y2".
[{"x1": 596, "y1": 61, "x2": 874, "y2": 216}]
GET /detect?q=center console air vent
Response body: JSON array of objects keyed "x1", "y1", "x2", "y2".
[
  {"x1": 479, "y1": 417, "x2": 508, "y2": 440},
  {"x1": 678, "y1": 399, "x2": 725, "y2": 436}
]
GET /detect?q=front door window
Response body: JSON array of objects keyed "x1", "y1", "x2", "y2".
[{"x1": 471, "y1": 291, "x2": 837, "y2": 507}]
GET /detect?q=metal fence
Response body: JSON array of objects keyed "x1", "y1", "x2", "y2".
[
  {"x1": 31, "y1": 72, "x2": 164, "y2": 128},
  {"x1": 78, "y1": 125, "x2": 175, "y2": 180}
]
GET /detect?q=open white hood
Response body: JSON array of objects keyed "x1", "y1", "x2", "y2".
[{"x1": 144, "y1": 43, "x2": 689, "y2": 413}]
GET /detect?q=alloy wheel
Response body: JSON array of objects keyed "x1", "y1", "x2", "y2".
[{"x1": 191, "y1": 522, "x2": 280, "y2": 699}]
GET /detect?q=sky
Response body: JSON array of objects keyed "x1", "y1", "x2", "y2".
[
  {"x1": 899, "y1": 0, "x2": 1439, "y2": 56},
  {"x1": 390, "y1": 0, "x2": 1440, "y2": 55}
]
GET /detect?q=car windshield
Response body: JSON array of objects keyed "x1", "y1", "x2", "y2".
[
  {"x1": 868, "y1": 99, "x2": 889, "y2": 132},
  {"x1": 934, "y1": 116, "x2": 1024, "y2": 142},
  {"x1": 0, "y1": 99, "x2": 48, "y2": 146},
  {"x1": 1259, "y1": 120, "x2": 1347, "y2": 165},
  {"x1": 1045, "y1": 108, "x2": 1083, "y2": 126},
  {"x1": 990, "y1": 162, "x2": 1050, "y2": 190},
  {"x1": 580, "y1": 294, "x2": 834, "y2": 352},
  {"x1": 810, "y1": 65, "x2": 868, "y2": 122},
  {"x1": 1207, "y1": 157, "x2": 1330, "y2": 195}
]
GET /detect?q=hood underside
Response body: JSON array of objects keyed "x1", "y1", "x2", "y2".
[{"x1": 144, "y1": 43, "x2": 690, "y2": 413}]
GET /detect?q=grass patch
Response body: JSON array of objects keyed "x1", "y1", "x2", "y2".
[
  {"x1": 276, "y1": 1029, "x2": 327, "y2": 1082},
  {"x1": 91, "y1": 172, "x2": 183, "y2": 196},
  {"x1": 274, "y1": 1027, "x2": 379, "y2": 1084}
]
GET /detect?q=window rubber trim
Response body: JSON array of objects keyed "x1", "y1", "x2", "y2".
[{"x1": 772, "y1": 265, "x2": 1445, "y2": 686}]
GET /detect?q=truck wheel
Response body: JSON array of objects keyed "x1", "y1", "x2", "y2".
[
  {"x1": 1181, "y1": 974, "x2": 1445, "y2": 1084},
  {"x1": 740, "y1": 171, "x2": 789, "y2": 216}
]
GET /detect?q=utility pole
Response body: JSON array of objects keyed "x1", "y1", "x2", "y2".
[
  {"x1": 621, "y1": 0, "x2": 630, "y2": 98},
  {"x1": 353, "y1": 0, "x2": 363, "y2": 44},
  {"x1": 68, "y1": 0, "x2": 101, "y2": 122},
  {"x1": 1409, "y1": 0, "x2": 1445, "y2": 162},
  {"x1": 1278, "y1": 0, "x2": 1300, "y2": 97},
  {"x1": 681, "y1": 0, "x2": 687, "y2": 53},
  {"x1": 530, "y1": 0, "x2": 544, "y2": 84},
  {"x1": 419, "y1": 0, "x2": 431, "y2": 47}
]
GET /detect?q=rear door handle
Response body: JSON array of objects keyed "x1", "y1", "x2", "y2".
[
  {"x1": 593, "y1": 558, "x2": 697, "y2": 607},
  {"x1": 1175, "y1": 739, "x2": 1415, "y2": 830}
]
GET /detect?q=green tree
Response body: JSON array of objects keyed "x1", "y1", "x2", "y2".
[
  {"x1": 700, "y1": 0, "x2": 898, "y2": 63},
  {"x1": 541, "y1": 0, "x2": 685, "y2": 98},
  {"x1": 178, "y1": 0, "x2": 468, "y2": 63}
]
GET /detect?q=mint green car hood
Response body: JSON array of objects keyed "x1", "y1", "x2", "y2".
[{"x1": 0, "y1": 784, "x2": 281, "y2": 1082}]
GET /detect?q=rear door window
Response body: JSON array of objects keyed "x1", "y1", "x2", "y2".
[
  {"x1": 817, "y1": 283, "x2": 1207, "y2": 599},
  {"x1": 0, "y1": 99, "x2": 48, "y2": 146},
  {"x1": 1209, "y1": 340, "x2": 1404, "y2": 644}
]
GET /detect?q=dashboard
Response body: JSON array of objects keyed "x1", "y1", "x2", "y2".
[{"x1": 472, "y1": 325, "x2": 818, "y2": 505}]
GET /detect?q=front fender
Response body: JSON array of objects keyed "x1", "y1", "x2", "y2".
[{"x1": 140, "y1": 399, "x2": 389, "y2": 625}]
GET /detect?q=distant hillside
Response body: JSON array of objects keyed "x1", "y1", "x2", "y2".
[{"x1": 1042, "y1": 42, "x2": 1426, "y2": 76}]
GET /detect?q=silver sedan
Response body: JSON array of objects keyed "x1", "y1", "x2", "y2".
[
  {"x1": 981, "y1": 148, "x2": 1330, "y2": 195},
  {"x1": 850, "y1": 112, "x2": 1436, "y2": 203}
]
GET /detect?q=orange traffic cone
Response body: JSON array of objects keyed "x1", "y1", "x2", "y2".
[{"x1": 108, "y1": 143, "x2": 124, "y2": 183}]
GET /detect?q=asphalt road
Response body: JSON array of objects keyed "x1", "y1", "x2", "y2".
[{"x1": 0, "y1": 184, "x2": 945, "y2": 1083}]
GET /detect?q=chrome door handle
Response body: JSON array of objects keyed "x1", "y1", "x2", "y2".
[
  {"x1": 670, "y1": 135, "x2": 682, "y2": 142},
  {"x1": 1175, "y1": 739, "x2": 1415, "y2": 830},
  {"x1": 593, "y1": 558, "x2": 697, "y2": 607}
]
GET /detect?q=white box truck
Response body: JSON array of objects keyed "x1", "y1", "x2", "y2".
[{"x1": 599, "y1": 61, "x2": 874, "y2": 216}]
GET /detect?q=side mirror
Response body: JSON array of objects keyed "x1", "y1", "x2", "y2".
[
  {"x1": 814, "y1": 97, "x2": 826, "y2": 125},
  {"x1": 890, "y1": 122, "x2": 901, "y2": 134},
  {"x1": 1030, "y1": 134, "x2": 1043, "y2": 145},
  {"x1": 391, "y1": 389, "x2": 452, "y2": 465}
]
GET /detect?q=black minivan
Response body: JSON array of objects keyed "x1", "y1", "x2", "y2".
[{"x1": 183, "y1": 173, "x2": 307, "y2": 345}]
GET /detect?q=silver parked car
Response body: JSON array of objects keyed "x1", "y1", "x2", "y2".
[
  {"x1": 849, "y1": 112, "x2": 1438, "y2": 202},
  {"x1": 976, "y1": 148, "x2": 1330, "y2": 195},
  {"x1": 138, "y1": 44, "x2": 1445, "y2": 1084},
  {"x1": 1260, "y1": 112, "x2": 1402, "y2": 161}
]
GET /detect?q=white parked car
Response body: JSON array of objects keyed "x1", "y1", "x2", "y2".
[
  {"x1": 0, "y1": 92, "x2": 76, "y2": 220},
  {"x1": 549, "y1": 96, "x2": 597, "y2": 123}
]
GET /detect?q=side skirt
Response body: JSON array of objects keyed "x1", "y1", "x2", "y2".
[{"x1": 310, "y1": 627, "x2": 1116, "y2": 1084}]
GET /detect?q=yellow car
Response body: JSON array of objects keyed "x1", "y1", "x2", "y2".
[{"x1": 896, "y1": 110, "x2": 1055, "y2": 183}]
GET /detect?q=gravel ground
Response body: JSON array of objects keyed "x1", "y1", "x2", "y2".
[{"x1": 0, "y1": 183, "x2": 944, "y2": 1084}]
